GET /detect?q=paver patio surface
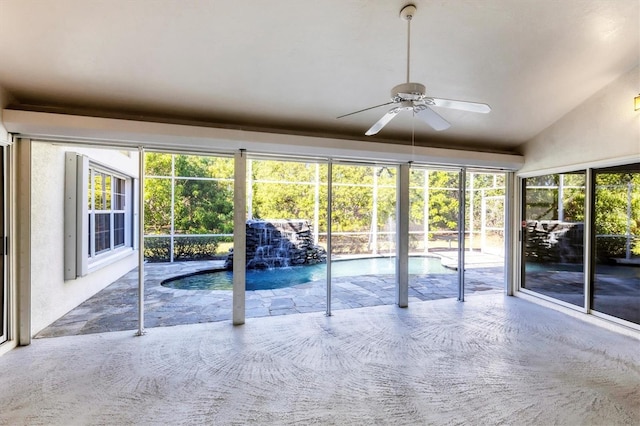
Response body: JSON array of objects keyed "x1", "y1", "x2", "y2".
[{"x1": 37, "y1": 257, "x2": 505, "y2": 338}]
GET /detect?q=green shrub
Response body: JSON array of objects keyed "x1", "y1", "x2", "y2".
[
  {"x1": 144, "y1": 237, "x2": 170, "y2": 262},
  {"x1": 173, "y1": 237, "x2": 220, "y2": 261},
  {"x1": 144, "y1": 236, "x2": 222, "y2": 262},
  {"x1": 595, "y1": 236, "x2": 637, "y2": 261}
]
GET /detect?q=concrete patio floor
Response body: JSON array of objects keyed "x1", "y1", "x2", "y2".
[
  {"x1": 4, "y1": 294, "x2": 639, "y2": 425},
  {"x1": 37, "y1": 256, "x2": 504, "y2": 338}
]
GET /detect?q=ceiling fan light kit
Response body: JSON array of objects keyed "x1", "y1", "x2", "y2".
[{"x1": 339, "y1": 4, "x2": 491, "y2": 136}]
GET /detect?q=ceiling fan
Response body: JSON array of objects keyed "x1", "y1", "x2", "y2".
[{"x1": 338, "y1": 4, "x2": 491, "y2": 136}]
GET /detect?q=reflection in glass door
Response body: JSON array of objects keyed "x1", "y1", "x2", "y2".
[
  {"x1": 592, "y1": 164, "x2": 640, "y2": 325},
  {"x1": 521, "y1": 172, "x2": 586, "y2": 307}
]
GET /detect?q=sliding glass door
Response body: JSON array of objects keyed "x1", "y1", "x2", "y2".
[
  {"x1": 521, "y1": 172, "x2": 586, "y2": 307},
  {"x1": 521, "y1": 163, "x2": 639, "y2": 327},
  {"x1": 592, "y1": 164, "x2": 640, "y2": 324}
]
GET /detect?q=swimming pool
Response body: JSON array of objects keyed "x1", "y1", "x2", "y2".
[{"x1": 162, "y1": 256, "x2": 453, "y2": 291}]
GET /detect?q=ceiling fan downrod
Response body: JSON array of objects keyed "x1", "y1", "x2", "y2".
[
  {"x1": 336, "y1": 2, "x2": 491, "y2": 135},
  {"x1": 400, "y1": 4, "x2": 417, "y2": 84}
]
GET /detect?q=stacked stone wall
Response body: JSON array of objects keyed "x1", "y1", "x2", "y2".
[{"x1": 225, "y1": 219, "x2": 327, "y2": 270}]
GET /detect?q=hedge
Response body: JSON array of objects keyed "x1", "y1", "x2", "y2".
[{"x1": 144, "y1": 236, "x2": 227, "y2": 262}]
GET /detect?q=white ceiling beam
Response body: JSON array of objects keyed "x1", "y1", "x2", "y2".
[{"x1": 2, "y1": 109, "x2": 523, "y2": 170}]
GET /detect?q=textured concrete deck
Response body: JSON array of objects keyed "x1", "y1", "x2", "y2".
[
  {"x1": 2, "y1": 294, "x2": 638, "y2": 425},
  {"x1": 36, "y1": 259, "x2": 504, "y2": 338}
]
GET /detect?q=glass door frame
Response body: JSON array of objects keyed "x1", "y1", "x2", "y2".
[
  {"x1": 244, "y1": 153, "x2": 332, "y2": 316},
  {"x1": 517, "y1": 162, "x2": 639, "y2": 330},
  {"x1": 328, "y1": 159, "x2": 402, "y2": 314},
  {"x1": 463, "y1": 168, "x2": 510, "y2": 299},
  {"x1": 518, "y1": 170, "x2": 588, "y2": 311},
  {"x1": 242, "y1": 154, "x2": 405, "y2": 317},
  {"x1": 408, "y1": 164, "x2": 466, "y2": 301},
  {"x1": 589, "y1": 164, "x2": 640, "y2": 328},
  {"x1": 1, "y1": 146, "x2": 7, "y2": 345}
]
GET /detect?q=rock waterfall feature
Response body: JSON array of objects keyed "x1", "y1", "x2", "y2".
[{"x1": 225, "y1": 219, "x2": 326, "y2": 270}]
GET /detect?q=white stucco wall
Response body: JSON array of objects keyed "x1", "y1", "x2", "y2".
[
  {"x1": 519, "y1": 66, "x2": 640, "y2": 174},
  {"x1": 30, "y1": 142, "x2": 139, "y2": 335}
]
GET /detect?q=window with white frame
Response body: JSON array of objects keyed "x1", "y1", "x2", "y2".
[
  {"x1": 87, "y1": 167, "x2": 128, "y2": 258},
  {"x1": 65, "y1": 152, "x2": 136, "y2": 279}
]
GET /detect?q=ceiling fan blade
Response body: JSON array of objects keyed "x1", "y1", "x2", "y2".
[
  {"x1": 337, "y1": 101, "x2": 395, "y2": 119},
  {"x1": 365, "y1": 108, "x2": 401, "y2": 135},
  {"x1": 414, "y1": 105, "x2": 451, "y2": 131},
  {"x1": 427, "y1": 97, "x2": 491, "y2": 113}
]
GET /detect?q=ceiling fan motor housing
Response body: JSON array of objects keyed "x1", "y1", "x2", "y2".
[
  {"x1": 391, "y1": 82, "x2": 426, "y2": 101},
  {"x1": 400, "y1": 4, "x2": 417, "y2": 21}
]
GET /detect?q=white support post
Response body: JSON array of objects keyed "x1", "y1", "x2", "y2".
[
  {"x1": 326, "y1": 161, "x2": 333, "y2": 316},
  {"x1": 480, "y1": 190, "x2": 486, "y2": 253},
  {"x1": 469, "y1": 173, "x2": 475, "y2": 251},
  {"x1": 424, "y1": 170, "x2": 429, "y2": 253},
  {"x1": 505, "y1": 172, "x2": 515, "y2": 296},
  {"x1": 136, "y1": 146, "x2": 146, "y2": 336},
  {"x1": 396, "y1": 164, "x2": 410, "y2": 307},
  {"x1": 558, "y1": 174, "x2": 564, "y2": 222},
  {"x1": 313, "y1": 163, "x2": 320, "y2": 245},
  {"x1": 170, "y1": 154, "x2": 175, "y2": 263},
  {"x1": 458, "y1": 169, "x2": 466, "y2": 302},
  {"x1": 233, "y1": 150, "x2": 247, "y2": 325},
  {"x1": 372, "y1": 167, "x2": 378, "y2": 254},
  {"x1": 626, "y1": 181, "x2": 632, "y2": 260},
  {"x1": 247, "y1": 159, "x2": 253, "y2": 220}
]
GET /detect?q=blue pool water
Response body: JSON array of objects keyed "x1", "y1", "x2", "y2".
[{"x1": 162, "y1": 256, "x2": 453, "y2": 291}]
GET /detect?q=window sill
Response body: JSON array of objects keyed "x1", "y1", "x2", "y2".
[{"x1": 87, "y1": 247, "x2": 136, "y2": 274}]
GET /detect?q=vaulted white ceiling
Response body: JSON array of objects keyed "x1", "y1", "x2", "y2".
[{"x1": 0, "y1": 0, "x2": 638, "y2": 153}]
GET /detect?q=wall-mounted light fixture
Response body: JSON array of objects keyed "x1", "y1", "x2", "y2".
[{"x1": 635, "y1": 93, "x2": 640, "y2": 111}]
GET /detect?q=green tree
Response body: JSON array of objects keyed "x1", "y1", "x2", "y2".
[
  {"x1": 250, "y1": 160, "x2": 318, "y2": 221},
  {"x1": 144, "y1": 177, "x2": 172, "y2": 234},
  {"x1": 144, "y1": 153, "x2": 234, "y2": 235},
  {"x1": 428, "y1": 171, "x2": 460, "y2": 233},
  {"x1": 594, "y1": 172, "x2": 640, "y2": 257},
  {"x1": 409, "y1": 169, "x2": 460, "y2": 233}
]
